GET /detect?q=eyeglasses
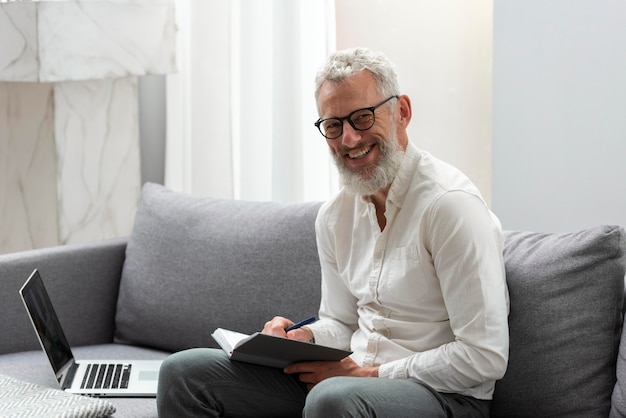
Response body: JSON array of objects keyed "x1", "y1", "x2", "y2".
[{"x1": 314, "y1": 95, "x2": 399, "y2": 140}]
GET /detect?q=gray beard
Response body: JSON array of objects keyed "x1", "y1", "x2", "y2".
[{"x1": 332, "y1": 134, "x2": 404, "y2": 197}]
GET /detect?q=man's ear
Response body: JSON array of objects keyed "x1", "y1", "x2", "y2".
[{"x1": 397, "y1": 95, "x2": 412, "y2": 127}]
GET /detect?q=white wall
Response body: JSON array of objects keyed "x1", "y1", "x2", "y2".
[
  {"x1": 493, "y1": 0, "x2": 626, "y2": 232},
  {"x1": 335, "y1": 0, "x2": 493, "y2": 204}
]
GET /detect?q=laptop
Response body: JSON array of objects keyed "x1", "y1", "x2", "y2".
[{"x1": 19, "y1": 269, "x2": 162, "y2": 397}]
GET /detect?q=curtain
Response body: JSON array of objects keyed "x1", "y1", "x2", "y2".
[{"x1": 165, "y1": 0, "x2": 339, "y2": 203}]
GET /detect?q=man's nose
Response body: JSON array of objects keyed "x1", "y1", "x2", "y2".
[{"x1": 340, "y1": 120, "x2": 362, "y2": 148}]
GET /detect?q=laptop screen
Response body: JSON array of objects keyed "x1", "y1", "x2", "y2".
[{"x1": 20, "y1": 270, "x2": 74, "y2": 377}]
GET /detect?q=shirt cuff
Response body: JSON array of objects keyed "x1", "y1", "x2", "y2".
[
  {"x1": 378, "y1": 358, "x2": 409, "y2": 379},
  {"x1": 306, "y1": 323, "x2": 349, "y2": 349}
]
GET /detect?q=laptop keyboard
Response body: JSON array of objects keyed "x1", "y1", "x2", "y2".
[{"x1": 81, "y1": 363, "x2": 132, "y2": 390}]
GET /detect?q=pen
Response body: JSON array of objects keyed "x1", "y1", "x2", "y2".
[{"x1": 284, "y1": 316, "x2": 316, "y2": 332}]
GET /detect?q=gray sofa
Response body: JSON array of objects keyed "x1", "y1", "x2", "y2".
[{"x1": 1, "y1": 182, "x2": 625, "y2": 417}]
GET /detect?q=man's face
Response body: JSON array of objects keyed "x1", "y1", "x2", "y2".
[{"x1": 317, "y1": 71, "x2": 405, "y2": 196}]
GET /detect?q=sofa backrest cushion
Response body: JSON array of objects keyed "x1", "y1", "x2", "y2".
[
  {"x1": 114, "y1": 183, "x2": 323, "y2": 352},
  {"x1": 491, "y1": 225, "x2": 626, "y2": 417},
  {"x1": 611, "y1": 324, "x2": 626, "y2": 417}
]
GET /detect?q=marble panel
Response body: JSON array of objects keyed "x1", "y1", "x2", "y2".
[
  {"x1": 38, "y1": 0, "x2": 176, "y2": 82},
  {"x1": 0, "y1": 82, "x2": 59, "y2": 253},
  {"x1": 54, "y1": 77, "x2": 140, "y2": 245},
  {"x1": 0, "y1": 0, "x2": 176, "y2": 83},
  {"x1": 0, "y1": 3, "x2": 39, "y2": 82}
]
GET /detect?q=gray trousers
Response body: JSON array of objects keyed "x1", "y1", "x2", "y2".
[{"x1": 156, "y1": 348, "x2": 490, "y2": 418}]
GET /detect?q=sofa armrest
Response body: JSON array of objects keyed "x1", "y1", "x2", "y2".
[{"x1": 0, "y1": 237, "x2": 127, "y2": 355}]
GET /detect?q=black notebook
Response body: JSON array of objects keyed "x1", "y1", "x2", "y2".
[{"x1": 212, "y1": 328, "x2": 352, "y2": 368}]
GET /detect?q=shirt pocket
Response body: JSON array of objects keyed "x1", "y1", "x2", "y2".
[{"x1": 382, "y1": 245, "x2": 430, "y2": 305}]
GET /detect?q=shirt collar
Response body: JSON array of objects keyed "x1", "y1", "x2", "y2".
[{"x1": 386, "y1": 141, "x2": 420, "y2": 209}]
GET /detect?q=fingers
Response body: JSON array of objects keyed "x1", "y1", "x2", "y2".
[
  {"x1": 286, "y1": 326, "x2": 313, "y2": 342},
  {"x1": 284, "y1": 362, "x2": 330, "y2": 391},
  {"x1": 263, "y1": 318, "x2": 315, "y2": 341},
  {"x1": 283, "y1": 361, "x2": 327, "y2": 375},
  {"x1": 262, "y1": 316, "x2": 291, "y2": 336}
]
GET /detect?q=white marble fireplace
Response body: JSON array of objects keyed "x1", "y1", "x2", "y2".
[{"x1": 0, "y1": 0, "x2": 176, "y2": 253}]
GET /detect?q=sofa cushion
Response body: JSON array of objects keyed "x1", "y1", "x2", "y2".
[
  {"x1": 491, "y1": 225, "x2": 626, "y2": 417},
  {"x1": 114, "y1": 183, "x2": 323, "y2": 352},
  {"x1": 611, "y1": 326, "x2": 626, "y2": 417}
]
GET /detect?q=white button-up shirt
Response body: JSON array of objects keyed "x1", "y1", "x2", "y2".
[{"x1": 308, "y1": 142, "x2": 510, "y2": 400}]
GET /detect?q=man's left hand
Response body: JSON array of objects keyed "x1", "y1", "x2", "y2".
[{"x1": 283, "y1": 357, "x2": 378, "y2": 391}]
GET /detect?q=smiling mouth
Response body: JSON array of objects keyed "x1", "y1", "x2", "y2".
[{"x1": 347, "y1": 145, "x2": 373, "y2": 159}]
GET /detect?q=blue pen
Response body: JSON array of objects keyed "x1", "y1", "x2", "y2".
[{"x1": 285, "y1": 316, "x2": 316, "y2": 332}]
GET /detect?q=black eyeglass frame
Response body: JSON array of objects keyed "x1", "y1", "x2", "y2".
[{"x1": 314, "y1": 95, "x2": 399, "y2": 140}]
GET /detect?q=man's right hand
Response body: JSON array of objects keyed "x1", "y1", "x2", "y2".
[{"x1": 262, "y1": 316, "x2": 314, "y2": 342}]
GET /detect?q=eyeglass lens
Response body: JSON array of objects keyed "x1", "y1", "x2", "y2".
[{"x1": 320, "y1": 110, "x2": 375, "y2": 139}]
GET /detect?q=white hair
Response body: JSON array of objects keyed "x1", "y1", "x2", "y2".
[{"x1": 314, "y1": 48, "x2": 401, "y2": 104}]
